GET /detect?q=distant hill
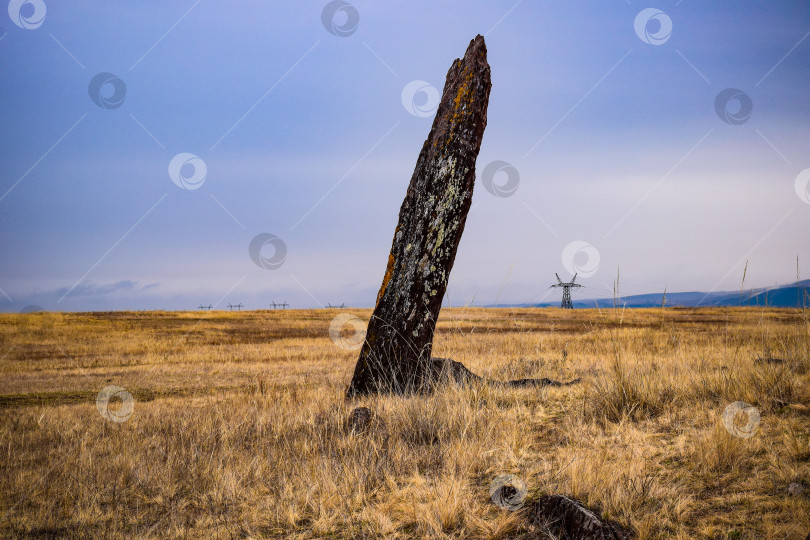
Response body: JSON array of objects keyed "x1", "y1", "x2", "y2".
[{"x1": 500, "y1": 280, "x2": 810, "y2": 309}]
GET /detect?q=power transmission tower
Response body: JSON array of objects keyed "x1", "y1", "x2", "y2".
[{"x1": 550, "y1": 273, "x2": 582, "y2": 309}]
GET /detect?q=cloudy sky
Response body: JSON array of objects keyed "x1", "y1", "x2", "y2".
[{"x1": 1, "y1": 0, "x2": 809, "y2": 312}]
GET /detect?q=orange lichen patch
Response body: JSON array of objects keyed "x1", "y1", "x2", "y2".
[
  {"x1": 452, "y1": 67, "x2": 474, "y2": 116},
  {"x1": 441, "y1": 66, "x2": 476, "y2": 152},
  {"x1": 375, "y1": 252, "x2": 396, "y2": 306}
]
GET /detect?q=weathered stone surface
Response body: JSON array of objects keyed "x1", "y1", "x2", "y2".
[
  {"x1": 755, "y1": 356, "x2": 786, "y2": 365},
  {"x1": 347, "y1": 35, "x2": 491, "y2": 396},
  {"x1": 428, "y1": 357, "x2": 581, "y2": 390},
  {"x1": 788, "y1": 481, "x2": 805, "y2": 497},
  {"x1": 347, "y1": 406, "x2": 373, "y2": 434},
  {"x1": 530, "y1": 495, "x2": 633, "y2": 540}
]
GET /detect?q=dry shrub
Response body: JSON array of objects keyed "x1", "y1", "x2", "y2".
[
  {"x1": 686, "y1": 419, "x2": 754, "y2": 478},
  {"x1": 584, "y1": 357, "x2": 676, "y2": 423}
]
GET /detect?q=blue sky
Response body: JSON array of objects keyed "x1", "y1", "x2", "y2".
[{"x1": 1, "y1": 0, "x2": 809, "y2": 311}]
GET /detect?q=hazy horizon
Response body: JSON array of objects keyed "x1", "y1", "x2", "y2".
[{"x1": 2, "y1": 1, "x2": 809, "y2": 312}]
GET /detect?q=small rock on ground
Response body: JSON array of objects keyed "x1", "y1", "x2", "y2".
[
  {"x1": 347, "y1": 406, "x2": 373, "y2": 434},
  {"x1": 788, "y1": 482, "x2": 805, "y2": 497}
]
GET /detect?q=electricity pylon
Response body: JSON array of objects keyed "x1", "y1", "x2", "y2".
[{"x1": 551, "y1": 273, "x2": 582, "y2": 309}]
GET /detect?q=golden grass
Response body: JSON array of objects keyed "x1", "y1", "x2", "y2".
[{"x1": 0, "y1": 307, "x2": 808, "y2": 538}]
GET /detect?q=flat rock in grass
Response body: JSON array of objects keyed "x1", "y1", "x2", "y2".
[
  {"x1": 755, "y1": 356, "x2": 787, "y2": 365},
  {"x1": 788, "y1": 482, "x2": 805, "y2": 497},
  {"x1": 530, "y1": 495, "x2": 633, "y2": 540}
]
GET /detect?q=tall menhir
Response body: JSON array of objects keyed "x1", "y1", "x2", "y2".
[{"x1": 347, "y1": 35, "x2": 491, "y2": 396}]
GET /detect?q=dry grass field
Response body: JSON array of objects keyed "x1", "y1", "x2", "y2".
[{"x1": 1, "y1": 306, "x2": 808, "y2": 539}]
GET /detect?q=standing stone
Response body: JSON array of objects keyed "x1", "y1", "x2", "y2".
[
  {"x1": 347, "y1": 35, "x2": 491, "y2": 396},
  {"x1": 344, "y1": 36, "x2": 576, "y2": 395}
]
